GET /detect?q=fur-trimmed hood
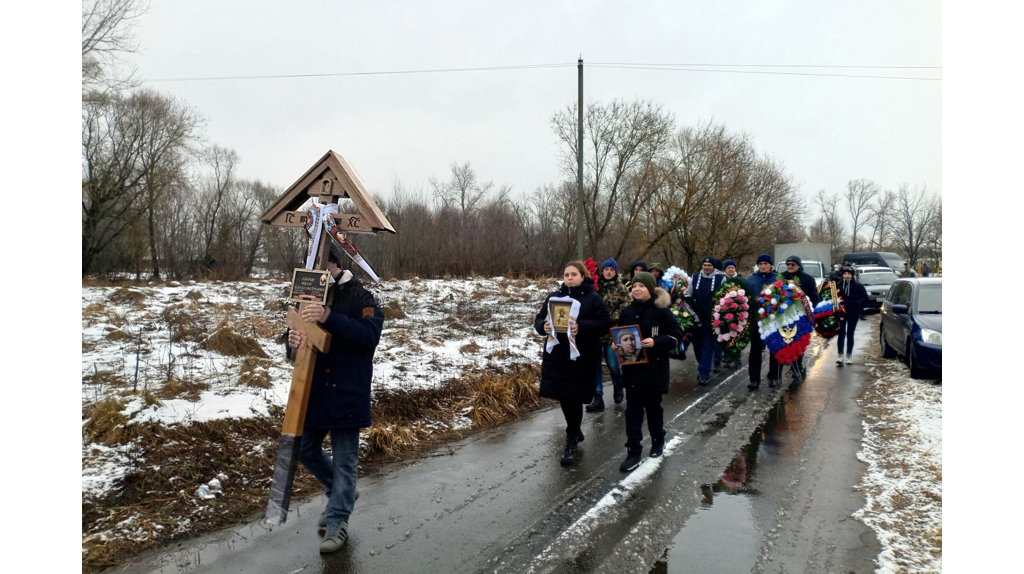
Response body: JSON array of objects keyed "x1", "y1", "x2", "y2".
[{"x1": 654, "y1": 287, "x2": 671, "y2": 309}]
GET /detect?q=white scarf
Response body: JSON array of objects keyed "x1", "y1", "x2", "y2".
[{"x1": 545, "y1": 295, "x2": 582, "y2": 360}]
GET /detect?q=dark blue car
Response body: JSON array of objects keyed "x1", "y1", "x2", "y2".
[{"x1": 879, "y1": 278, "x2": 942, "y2": 379}]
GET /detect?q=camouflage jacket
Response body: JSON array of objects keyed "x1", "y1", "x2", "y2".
[{"x1": 597, "y1": 275, "x2": 631, "y2": 345}]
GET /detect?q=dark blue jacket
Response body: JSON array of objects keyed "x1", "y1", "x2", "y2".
[
  {"x1": 534, "y1": 280, "x2": 611, "y2": 404},
  {"x1": 746, "y1": 270, "x2": 778, "y2": 314},
  {"x1": 687, "y1": 271, "x2": 726, "y2": 323},
  {"x1": 288, "y1": 277, "x2": 384, "y2": 430},
  {"x1": 616, "y1": 289, "x2": 684, "y2": 393}
]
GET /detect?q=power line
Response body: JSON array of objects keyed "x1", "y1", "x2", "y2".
[
  {"x1": 591, "y1": 61, "x2": 941, "y2": 70},
  {"x1": 144, "y1": 62, "x2": 576, "y2": 83},
  {"x1": 589, "y1": 63, "x2": 940, "y2": 81},
  {"x1": 142, "y1": 60, "x2": 942, "y2": 84}
]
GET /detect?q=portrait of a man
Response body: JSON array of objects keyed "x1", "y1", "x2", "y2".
[{"x1": 611, "y1": 325, "x2": 646, "y2": 365}]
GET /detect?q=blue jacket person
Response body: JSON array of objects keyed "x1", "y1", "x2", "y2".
[{"x1": 285, "y1": 254, "x2": 384, "y2": 553}]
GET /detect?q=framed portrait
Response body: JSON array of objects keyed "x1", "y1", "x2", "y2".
[
  {"x1": 550, "y1": 301, "x2": 572, "y2": 333},
  {"x1": 611, "y1": 324, "x2": 648, "y2": 365}
]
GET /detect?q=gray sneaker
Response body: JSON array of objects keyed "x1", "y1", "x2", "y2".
[
  {"x1": 845, "y1": 354, "x2": 852, "y2": 365},
  {"x1": 320, "y1": 521, "x2": 349, "y2": 553},
  {"x1": 319, "y1": 490, "x2": 360, "y2": 528}
]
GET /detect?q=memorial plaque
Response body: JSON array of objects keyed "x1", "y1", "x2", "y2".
[{"x1": 288, "y1": 268, "x2": 330, "y2": 304}]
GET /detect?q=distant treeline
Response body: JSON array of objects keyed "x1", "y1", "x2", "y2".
[{"x1": 83, "y1": 95, "x2": 939, "y2": 281}]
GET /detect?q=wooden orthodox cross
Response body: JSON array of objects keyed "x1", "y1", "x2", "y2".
[{"x1": 260, "y1": 151, "x2": 395, "y2": 524}]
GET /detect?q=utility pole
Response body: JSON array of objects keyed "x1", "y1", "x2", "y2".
[{"x1": 576, "y1": 56, "x2": 584, "y2": 260}]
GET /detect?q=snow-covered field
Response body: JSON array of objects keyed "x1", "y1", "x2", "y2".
[
  {"x1": 855, "y1": 339, "x2": 943, "y2": 573},
  {"x1": 81, "y1": 275, "x2": 555, "y2": 500}
]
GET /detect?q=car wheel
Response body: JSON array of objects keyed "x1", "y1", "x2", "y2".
[
  {"x1": 880, "y1": 328, "x2": 896, "y2": 358},
  {"x1": 907, "y1": 339, "x2": 926, "y2": 379}
]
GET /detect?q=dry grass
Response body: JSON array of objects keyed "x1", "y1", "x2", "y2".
[
  {"x1": 460, "y1": 341, "x2": 482, "y2": 354},
  {"x1": 83, "y1": 397, "x2": 128, "y2": 444},
  {"x1": 237, "y1": 357, "x2": 274, "y2": 389},
  {"x1": 161, "y1": 303, "x2": 206, "y2": 342},
  {"x1": 82, "y1": 362, "x2": 544, "y2": 571},
  {"x1": 185, "y1": 290, "x2": 204, "y2": 301},
  {"x1": 85, "y1": 368, "x2": 130, "y2": 389},
  {"x1": 109, "y1": 287, "x2": 146, "y2": 306},
  {"x1": 383, "y1": 298, "x2": 407, "y2": 320},
  {"x1": 156, "y1": 378, "x2": 211, "y2": 402},
  {"x1": 105, "y1": 328, "x2": 132, "y2": 342},
  {"x1": 204, "y1": 321, "x2": 268, "y2": 358}
]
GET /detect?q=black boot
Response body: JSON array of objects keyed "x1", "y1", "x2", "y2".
[
  {"x1": 560, "y1": 435, "x2": 579, "y2": 466},
  {"x1": 747, "y1": 379, "x2": 760, "y2": 391},
  {"x1": 613, "y1": 385, "x2": 624, "y2": 404},
  {"x1": 698, "y1": 376, "x2": 710, "y2": 386},
  {"x1": 585, "y1": 394, "x2": 604, "y2": 412},
  {"x1": 620, "y1": 447, "x2": 643, "y2": 472},
  {"x1": 768, "y1": 378, "x2": 779, "y2": 388},
  {"x1": 650, "y1": 437, "x2": 665, "y2": 458}
]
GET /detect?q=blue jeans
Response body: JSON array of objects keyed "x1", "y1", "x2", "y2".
[
  {"x1": 698, "y1": 325, "x2": 716, "y2": 378},
  {"x1": 713, "y1": 343, "x2": 723, "y2": 368},
  {"x1": 595, "y1": 343, "x2": 623, "y2": 394},
  {"x1": 299, "y1": 426, "x2": 360, "y2": 525}
]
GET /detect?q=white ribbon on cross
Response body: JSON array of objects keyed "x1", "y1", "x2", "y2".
[{"x1": 305, "y1": 201, "x2": 339, "y2": 270}]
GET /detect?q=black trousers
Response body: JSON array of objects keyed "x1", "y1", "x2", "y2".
[
  {"x1": 624, "y1": 386, "x2": 665, "y2": 450},
  {"x1": 748, "y1": 334, "x2": 780, "y2": 382},
  {"x1": 837, "y1": 313, "x2": 860, "y2": 355},
  {"x1": 559, "y1": 399, "x2": 583, "y2": 439}
]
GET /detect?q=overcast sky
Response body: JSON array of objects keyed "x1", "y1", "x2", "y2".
[{"x1": 125, "y1": 0, "x2": 941, "y2": 207}]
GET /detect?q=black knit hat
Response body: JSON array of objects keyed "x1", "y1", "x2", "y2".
[
  {"x1": 702, "y1": 256, "x2": 715, "y2": 265},
  {"x1": 786, "y1": 255, "x2": 802, "y2": 267},
  {"x1": 757, "y1": 253, "x2": 773, "y2": 265}
]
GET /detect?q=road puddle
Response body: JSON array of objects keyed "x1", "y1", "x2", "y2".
[{"x1": 650, "y1": 391, "x2": 800, "y2": 574}]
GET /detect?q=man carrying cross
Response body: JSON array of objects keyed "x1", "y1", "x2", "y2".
[{"x1": 285, "y1": 252, "x2": 384, "y2": 553}]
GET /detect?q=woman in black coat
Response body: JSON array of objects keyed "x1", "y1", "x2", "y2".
[
  {"x1": 612, "y1": 272, "x2": 684, "y2": 472},
  {"x1": 836, "y1": 267, "x2": 868, "y2": 365},
  {"x1": 534, "y1": 261, "x2": 611, "y2": 466}
]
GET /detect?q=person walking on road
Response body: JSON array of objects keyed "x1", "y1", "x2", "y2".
[
  {"x1": 534, "y1": 261, "x2": 611, "y2": 466},
  {"x1": 745, "y1": 254, "x2": 780, "y2": 390},
  {"x1": 835, "y1": 266, "x2": 868, "y2": 365},
  {"x1": 780, "y1": 255, "x2": 821, "y2": 383},
  {"x1": 588, "y1": 258, "x2": 631, "y2": 411},
  {"x1": 285, "y1": 254, "x2": 385, "y2": 554},
  {"x1": 686, "y1": 256, "x2": 726, "y2": 386},
  {"x1": 613, "y1": 272, "x2": 684, "y2": 472}
]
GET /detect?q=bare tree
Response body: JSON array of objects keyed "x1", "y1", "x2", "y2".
[
  {"x1": 552, "y1": 99, "x2": 675, "y2": 255},
  {"x1": 195, "y1": 146, "x2": 239, "y2": 274},
  {"x1": 430, "y1": 162, "x2": 493, "y2": 215},
  {"x1": 82, "y1": 0, "x2": 149, "y2": 92},
  {"x1": 82, "y1": 90, "x2": 202, "y2": 274},
  {"x1": 867, "y1": 189, "x2": 896, "y2": 250},
  {"x1": 891, "y1": 184, "x2": 938, "y2": 266},
  {"x1": 845, "y1": 178, "x2": 879, "y2": 252},
  {"x1": 812, "y1": 189, "x2": 847, "y2": 263}
]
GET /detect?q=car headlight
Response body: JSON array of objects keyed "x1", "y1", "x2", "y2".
[{"x1": 920, "y1": 328, "x2": 942, "y2": 346}]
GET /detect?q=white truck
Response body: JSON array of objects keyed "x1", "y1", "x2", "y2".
[{"x1": 773, "y1": 243, "x2": 832, "y2": 288}]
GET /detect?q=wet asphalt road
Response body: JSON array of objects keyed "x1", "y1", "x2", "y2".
[{"x1": 117, "y1": 320, "x2": 883, "y2": 574}]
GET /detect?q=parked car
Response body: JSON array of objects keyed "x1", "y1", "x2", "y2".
[
  {"x1": 879, "y1": 278, "x2": 942, "y2": 379},
  {"x1": 841, "y1": 251, "x2": 905, "y2": 271},
  {"x1": 856, "y1": 269, "x2": 899, "y2": 313},
  {"x1": 854, "y1": 265, "x2": 891, "y2": 278}
]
